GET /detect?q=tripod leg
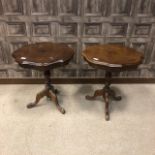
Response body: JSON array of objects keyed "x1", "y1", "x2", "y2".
[
  {"x1": 103, "y1": 92, "x2": 110, "y2": 121},
  {"x1": 86, "y1": 89, "x2": 103, "y2": 100},
  {"x1": 27, "y1": 89, "x2": 48, "y2": 108},
  {"x1": 48, "y1": 90, "x2": 65, "y2": 114},
  {"x1": 48, "y1": 84, "x2": 59, "y2": 94}
]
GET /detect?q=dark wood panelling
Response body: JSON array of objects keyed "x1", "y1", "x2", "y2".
[
  {"x1": 7, "y1": 22, "x2": 26, "y2": 36},
  {"x1": 32, "y1": 23, "x2": 51, "y2": 36},
  {"x1": 31, "y1": 0, "x2": 50, "y2": 15},
  {"x1": 0, "y1": 0, "x2": 155, "y2": 79},
  {"x1": 2, "y1": 0, "x2": 24, "y2": 15},
  {"x1": 83, "y1": 23, "x2": 102, "y2": 36},
  {"x1": 112, "y1": 0, "x2": 132, "y2": 15},
  {"x1": 59, "y1": 0, "x2": 80, "y2": 16},
  {"x1": 0, "y1": 78, "x2": 155, "y2": 84},
  {"x1": 110, "y1": 23, "x2": 128, "y2": 36},
  {"x1": 59, "y1": 23, "x2": 77, "y2": 37}
]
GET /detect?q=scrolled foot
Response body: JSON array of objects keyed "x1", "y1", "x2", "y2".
[
  {"x1": 85, "y1": 89, "x2": 103, "y2": 100},
  {"x1": 105, "y1": 113, "x2": 110, "y2": 121},
  {"x1": 85, "y1": 95, "x2": 95, "y2": 100},
  {"x1": 48, "y1": 90, "x2": 66, "y2": 114},
  {"x1": 59, "y1": 107, "x2": 66, "y2": 114},
  {"x1": 27, "y1": 103, "x2": 37, "y2": 109},
  {"x1": 104, "y1": 92, "x2": 110, "y2": 121}
]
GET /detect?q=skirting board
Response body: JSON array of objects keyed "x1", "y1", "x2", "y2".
[{"x1": 0, "y1": 78, "x2": 155, "y2": 84}]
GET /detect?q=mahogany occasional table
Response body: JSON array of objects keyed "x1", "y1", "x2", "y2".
[
  {"x1": 12, "y1": 42, "x2": 74, "y2": 114},
  {"x1": 82, "y1": 44, "x2": 144, "y2": 121}
]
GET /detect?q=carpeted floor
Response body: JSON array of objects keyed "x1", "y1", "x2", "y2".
[{"x1": 0, "y1": 84, "x2": 155, "y2": 155}]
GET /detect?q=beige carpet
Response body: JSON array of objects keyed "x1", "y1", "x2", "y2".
[{"x1": 0, "y1": 84, "x2": 155, "y2": 155}]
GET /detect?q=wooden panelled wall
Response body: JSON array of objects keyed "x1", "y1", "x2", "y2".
[{"x1": 0, "y1": 0, "x2": 155, "y2": 78}]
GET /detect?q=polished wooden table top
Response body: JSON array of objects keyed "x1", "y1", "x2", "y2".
[
  {"x1": 82, "y1": 44, "x2": 144, "y2": 120},
  {"x1": 12, "y1": 42, "x2": 74, "y2": 70},
  {"x1": 82, "y1": 44, "x2": 144, "y2": 69}
]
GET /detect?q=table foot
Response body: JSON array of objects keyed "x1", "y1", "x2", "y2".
[
  {"x1": 85, "y1": 89, "x2": 103, "y2": 100},
  {"x1": 85, "y1": 85, "x2": 121, "y2": 121},
  {"x1": 58, "y1": 107, "x2": 66, "y2": 114},
  {"x1": 104, "y1": 92, "x2": 110, "y2": 121},
  {"x1": 27, "y1": 85, "x2": 65, "y2": 114},
  {"x1": 48, "y1": 90, "x2": 66, "y2": 114},
  {"x1": 105, "y1": 114, "x2": 110, "y2": 121},
  {"x1": 27, "y1": 88, "x2": 47, "y2": 109},
  {"x1": 27, "y1": 103, "x2": 37, "y2": 108}
]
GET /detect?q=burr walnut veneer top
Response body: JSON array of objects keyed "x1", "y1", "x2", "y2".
[
  {"x1": 82, "y1": 44, "x2": 144, "y2": 68},
  {"x1": 12, "y1": 42, "x2": 74, "y2": 70}
]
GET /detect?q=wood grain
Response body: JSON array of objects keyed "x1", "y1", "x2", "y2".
[{"x1": 0, "y1": 0, "x2": 154, "y2": 78}]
